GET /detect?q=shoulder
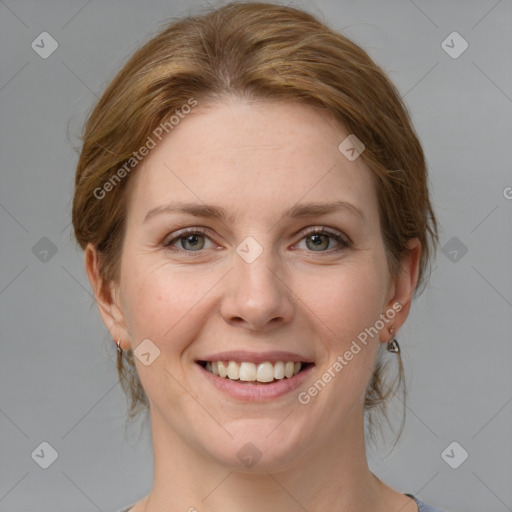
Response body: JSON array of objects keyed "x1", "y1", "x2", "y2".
[
  {"x1": 117, "y1": 495, "x2": 449, "y2": 512},
  {"x1": 109, "y1": 506, "x2": 135, "y2": 512},
  {"x1": 405, "y1": 493, "x2": 448, "y2": 512},
  {"x1": 113, "y1": 494, "x2": 148, "y2": 512}
]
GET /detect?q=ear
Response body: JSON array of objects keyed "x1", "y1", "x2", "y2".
[
  {"x1": 379, "y1": 238, "x2": 422, "y2": 343},
  {"x1": 84, "y1": 243, "x2": 129, "y2": 350}
]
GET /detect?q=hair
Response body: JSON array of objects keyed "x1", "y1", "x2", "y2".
[{"x1": 72, "y1": 1, "x2": 439, "y2": 447}]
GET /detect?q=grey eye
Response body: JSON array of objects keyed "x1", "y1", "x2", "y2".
[
  {"x1": 180, "y1": 234, "x2": 206, "y2": 251},
  {"x1": 305, "y1": 233, "x2": 331, "y2": 251}
]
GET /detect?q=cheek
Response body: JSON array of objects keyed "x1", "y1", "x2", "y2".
[
  {"x1": 120, "y1": 259, "x2": 218, "y2": 346},
  {"x1": 296, "y1": 258, "x2": 388, "y2": 346},
  {"x1": 299, "y1": 265, "x2": 386, "y2": 409}
]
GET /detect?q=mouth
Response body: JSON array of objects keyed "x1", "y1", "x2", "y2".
[
  {"x1": 196, "y1": 360, "x2": 315, "y2": 384},
  {"x1": 195, "y1": 358, "x2": 315, "y2": 401}
]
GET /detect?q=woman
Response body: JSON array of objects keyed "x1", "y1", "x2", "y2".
[{"x1": 72, "y1": 2, "x2": 444, "y2": 511}]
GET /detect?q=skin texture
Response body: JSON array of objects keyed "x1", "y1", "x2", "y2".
[{"x1": 85, "y1": 97, "x2": 421, "y2": 512}]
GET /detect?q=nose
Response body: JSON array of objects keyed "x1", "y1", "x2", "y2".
[{"x1": 220, "y1": 244, "x2": 295, "y2": 332}]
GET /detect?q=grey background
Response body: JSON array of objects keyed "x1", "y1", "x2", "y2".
[{"x1": 0, "y1": 0, "x2": 511, "y2": 511}]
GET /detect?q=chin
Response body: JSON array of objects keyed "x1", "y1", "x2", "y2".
[{"x1": 199, "y1": 421, "x2": 308, "y2": 473}]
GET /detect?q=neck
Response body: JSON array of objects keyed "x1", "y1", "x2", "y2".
[{"x1": 141, "y1": 407, "x2": 386, "y2": 512}]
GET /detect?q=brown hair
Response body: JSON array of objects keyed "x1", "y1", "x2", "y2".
[{"x1": 72, "y1": 1, "x2": 439, "y2": 445}]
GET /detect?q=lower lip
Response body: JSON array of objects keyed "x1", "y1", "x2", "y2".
[{"x1": 196, "y1": 363, "x2": 315, "y2": 401}]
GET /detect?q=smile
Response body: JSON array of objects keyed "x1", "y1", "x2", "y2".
[
  {"x1": 199, "y1": 360, "x2": 313, "y2": 383},
  {"x1": 196, "y1": 360, "x2": 315, "y2": 401}
]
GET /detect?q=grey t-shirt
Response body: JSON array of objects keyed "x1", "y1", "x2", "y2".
[
  {"x1": 117, "y1": 493, "x2": 446, "y2": 511},
  {"x1": 405, "y1": 493, "x2": 446, "y2": 511}
]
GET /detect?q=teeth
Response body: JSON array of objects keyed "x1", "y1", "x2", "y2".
[
  {"x1": 227, "y1": 361, "x2": 240, "y2": 380},
  {"x1": 274, "y1": 361, "x2": 285, "y2": 379},
  {"x1": 284, "y1": 361, "x2": 294, "y2": 378},
  {"x1": 256, "y1": 362, "x2": 274, "y2": 382},
  {"x1": 204, "y1": 360, "x2": 304, "y2": 382},
  {"x1": 217, "y1": 361, "x2": 228, "y2": 378},
  {"x1": 239, "y1": 362, "x2": 257, "y2": 381}
]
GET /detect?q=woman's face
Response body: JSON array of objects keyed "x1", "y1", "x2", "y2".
[{"x1": 98, "y1": 98, "x2": 416, "y2": 471}]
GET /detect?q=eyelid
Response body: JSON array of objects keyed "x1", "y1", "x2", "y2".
[
  {"x1": 163, "y1": 225, "x2": 351, "y2": 253},
  {"x1": 299, "y1": 226, "x2": 351, "y2": 246},
  {"x1": 163, "y1": 227, "x2": 216, "y2": 247}
]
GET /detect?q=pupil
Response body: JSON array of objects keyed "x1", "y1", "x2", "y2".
[
  {"x1": 308, "y1": 234, "x2": 328, "y2": 250},
  {"x1": 182, "y1": 234, "x2": 204, "y2": 250}
]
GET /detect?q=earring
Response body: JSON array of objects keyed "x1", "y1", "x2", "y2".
[
  {"x1": 387, "y1": 327, "x2": 400, "y2": 354},
  {"x1": 116, "y1": 339, "x2": 123, "y2": 353}
]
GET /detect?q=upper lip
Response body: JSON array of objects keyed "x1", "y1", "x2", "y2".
[{"x1": 197, "y1": 350, "x2": 314, "y2": 364}]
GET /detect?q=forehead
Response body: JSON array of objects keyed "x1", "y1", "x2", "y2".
[{"x1": 125, "y1": 98, "x2": 379, "y2": 226}]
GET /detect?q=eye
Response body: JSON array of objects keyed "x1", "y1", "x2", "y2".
[
  {"x1": 163, "y1": 228, "x2": 216, "y2": 252},
  {"x1": 163, "y1": 226, "x2": 351, "y2": 255},
  {"x1": 297, "y1": 227, "x2": 350, "y2": 253}
]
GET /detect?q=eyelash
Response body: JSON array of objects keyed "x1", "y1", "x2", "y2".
[{"x1": 163, "y1": 226, "x2": 351, "y2": 256}]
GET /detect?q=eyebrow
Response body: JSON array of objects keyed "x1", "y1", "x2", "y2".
[{"x1": 143, "y1": 200, "x2": 367, "y2": 225}]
